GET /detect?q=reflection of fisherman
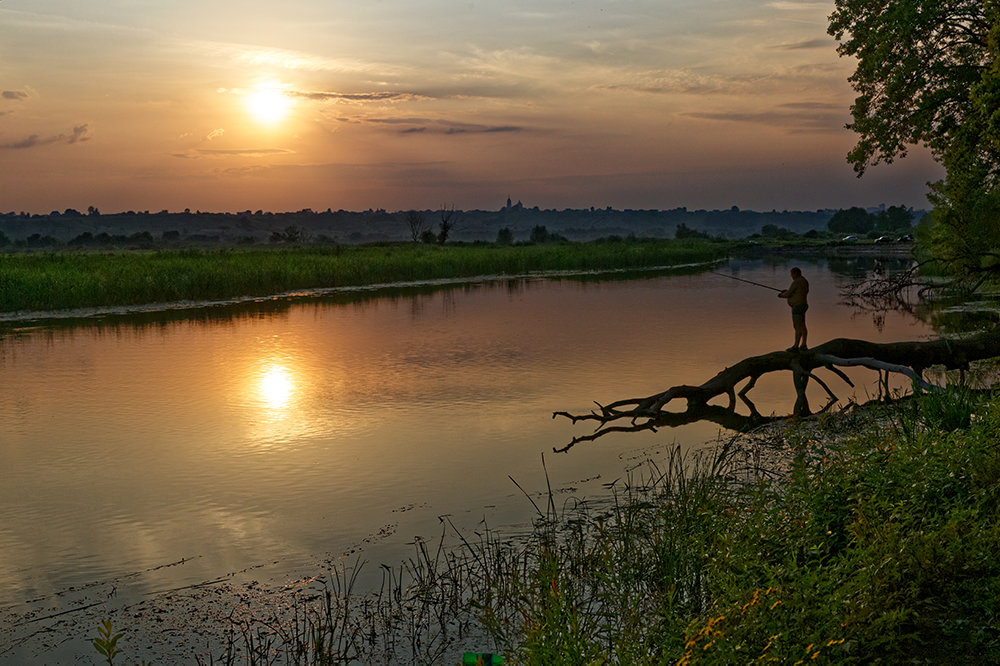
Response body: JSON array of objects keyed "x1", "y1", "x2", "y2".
[{"x1": 779, "y1": 267, "x2": 809, "y2": 351}]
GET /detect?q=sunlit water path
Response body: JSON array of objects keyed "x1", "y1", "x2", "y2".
[{"x1": 0, "y1": 255, "x2": 930, "y2": 661}]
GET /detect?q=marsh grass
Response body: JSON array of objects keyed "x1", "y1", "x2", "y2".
[
  {"x1": 0, "y1": 240, "x2": 725, "y2": 313},
  {"x1": 184, "y1": 528, "x2": 519, "y2": 665},
  {"x1": 678, "y1": 388, "x2": 1000, "y2": 664},
  {"x1": 97, "y1": 389, "x2": 1000, "y2": 664},
  {"x1": 172, "y1": 440, "x2": 788, "y2": 665}
]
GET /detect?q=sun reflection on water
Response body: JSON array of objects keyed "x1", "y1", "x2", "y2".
[{"x1": 259, "y1": 364, "x2": 294, "y2": 410}]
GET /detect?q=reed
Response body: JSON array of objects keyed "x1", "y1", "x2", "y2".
[
  {"x1": 89, "y1": 390, "x2": 1000, "y2": 663},
  {"x1": 0, "y1": 240, "x2": 725, "y2": 313},
  {"x1": 467, "y1": 390, "x2": 1000, "y2": 664}
]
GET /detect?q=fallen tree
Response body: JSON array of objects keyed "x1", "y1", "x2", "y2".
[{"x1": 553, "y1": 328, "x2": 1000, "y2": 452}]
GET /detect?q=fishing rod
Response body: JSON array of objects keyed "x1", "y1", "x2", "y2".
[{"x1": 710, "y1": 271, "x2": 782, "y2": 292}]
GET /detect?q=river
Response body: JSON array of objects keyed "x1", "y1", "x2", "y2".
[{"x1": 0, "y1": 254, "x2": 930, "y2": 662}]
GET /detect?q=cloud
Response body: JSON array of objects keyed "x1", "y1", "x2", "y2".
[
  {"x1": 0, "y1": 8, "x2": 152, "y2": 36},
  {"x1": 606, "y1": 70, "x2": 762, "y2": 96},
  {"x1": 780, "y1": 101, "x2": 843, "y2": 110},
  {"x1": 771, "y1": 38, "x2": 833, "y2": 50},
  {"x1": 67, "y1": 124, "x2": 88, "y2": 143},
  {"x1": 2, "y1": 90, "x2": 29, "y2": 101},
  {"x1": 442, "y1": 123, "x2": 522, "y2": 135},
  {"x1": 206, "y1": 128, "x2": 225, "y2": 141},
  {"x1": 0, "y1": 124, "x2": 90, "y2": 150},
  {"x1": 766, "y1": 1, "x2": 830, "y2": 10},
  {"x1": 172, "y1": 148, "x2": 295, "y2": 159},
  {"x1": 365, "y1": 117, "x2": 526, "y2": 135},
  {"x1": 683, "y1": 105, "x2": 848, "y2": 132},
  {"x1": 220, "y1": 160, "x2": 461, "y2": 185},
  {"x1": 187, "y1": 40, "x2": 380, "y2": 76},
  {"x1": 289, "y1": 90, "x2": 427, "y2": 102}
]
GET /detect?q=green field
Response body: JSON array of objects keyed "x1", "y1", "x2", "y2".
[{"x1": 0, "y1": 240, "x2": 727, "y2": 313}]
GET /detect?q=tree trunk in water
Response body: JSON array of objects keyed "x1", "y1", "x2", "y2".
[{"x1": 552, "y1": 328, "x2": 1000, "y2": 452}]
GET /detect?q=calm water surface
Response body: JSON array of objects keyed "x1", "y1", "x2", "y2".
[{"x1": 0, "y1": 256, "x2": 931, "y2": 661}]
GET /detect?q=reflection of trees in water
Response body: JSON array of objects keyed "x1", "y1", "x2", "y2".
[
  {"x1": 921, "y1": 303, "x2": 1000, "y2": 335},
  {"x1": 826, "y1": 255, "x2": 913, "y2": 279},
  {"x1": 838, "y1": 261, "x2": 937, "y2": 333},
  {"x1": 840, "y1": 261, "x2": 1000, "y2": 335}
]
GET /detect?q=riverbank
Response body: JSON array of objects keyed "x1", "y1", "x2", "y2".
[
  {"x1": 0, "y1": 240, "x2": 727, "y2": 316},
  {"x1": 464, "y1": 389, "x2": 1000, "y2": 664},
  {"x1": 60, "y1": 390, "x2": 1000, "y2": 664}
]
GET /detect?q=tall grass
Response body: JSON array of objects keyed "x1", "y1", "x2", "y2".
[
  {"x1": 86, "y1": 389, "x2": 1000, "y2": 664},
  {"x1": 0, "y1": 240, "x2": 725, "y2": 313},
  {"x1": 676, "y1": 389, "x2": 1000, "y2": 663},
  {"x1": 458, "y1": 389, "x2": 1000, "y2": 664}
]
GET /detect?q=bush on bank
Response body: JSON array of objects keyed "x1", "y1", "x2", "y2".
[{"x1": 481, "y1": 388, "x2": 1000, "y2": 664}]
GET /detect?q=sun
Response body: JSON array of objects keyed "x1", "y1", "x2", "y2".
[{"x1": 245, "y1": 84, "x2": 293, "y2": 125}]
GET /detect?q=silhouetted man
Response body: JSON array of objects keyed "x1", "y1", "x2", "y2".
[{"x1": 778, "y1": 266, "x2": 809, "y2": 351}]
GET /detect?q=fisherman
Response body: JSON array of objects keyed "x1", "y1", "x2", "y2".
[{"x1": 778, "y1": 267, "x2": 809, "y2": 352}]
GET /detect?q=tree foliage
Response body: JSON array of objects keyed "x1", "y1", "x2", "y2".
[
  {"x1": 827, "y1": 206, "x2": 874, "y2": 234},
  {"x1": 827, "y1": 206, "x2": 915, "y2": 235},
  {"x1": 404, "y1": 210, "x2": 426, "y2": 243},
  {"x1": 675, "y1": 222, "x2": 710, "y2": 240},
  {"x1": 830, "y1": 1, "x2": 1000, "y2": 280},
  {"x1": 876, "y1": 205, "x2": 915, "y2": 232},
  {"x1": 828, "y1": 0, "x2": 995, "y2": 176}
]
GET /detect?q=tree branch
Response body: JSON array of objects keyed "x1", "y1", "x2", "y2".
[{"x1": 553, "y1": 328, "x2": 1000, "y2": 452}]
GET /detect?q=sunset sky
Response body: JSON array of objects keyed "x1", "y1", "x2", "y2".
[{"x1": 0, "y1": 1, "x2": 942, "y2": 214}]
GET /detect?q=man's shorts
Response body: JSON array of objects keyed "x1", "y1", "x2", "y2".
[{"x1": 791, "y1": 303, "x2": 808, "y2": 320}]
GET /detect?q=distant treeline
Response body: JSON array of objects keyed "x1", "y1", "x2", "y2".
[
  {"x1": 0, "y1": 204, "x2": 924, "y2": 248},
  {"x1": 825, "y1": 205, "x2": 916, "y2": 235}
]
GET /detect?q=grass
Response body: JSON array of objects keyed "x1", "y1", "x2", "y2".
[
  {"x1": 486, "y1": 387, "x2": 1000, "y2": 665},
  {"x1": 87, "y1": 387, "x2": 1000, "y2": 664},
  {"x1": 0, "y1": 240, "x2": 727, "y2": 313},
  {"x1": 674, "y1": 400, "x2": 1000, "y2": 663}
]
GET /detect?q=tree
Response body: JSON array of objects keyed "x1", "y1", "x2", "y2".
[
  {"x1": 529, "y1": 225, "x2": 550, "y2": 244},
  {"x1": 828, "y1": 0, "x2": 994, "y2": 176},
  {"x1": 923, "y1": 168, "x2": 1000, "y2": 282},
  {"x1": 436, "y1": 205, "x2": 456, "y2": 244},
  {"x1": 760, "y1": 224, "x2": 796, "y2": 240},
  {"x1": 829, "y1": 2, "x2": 1000, "y2": 280},
  {"x1": 554, "y1": 330, "x2": 1000, "y2": 452},
  {"x1": 496, "y1": 227, "x2": 514, "y2": 245},
  {"x1": 69, "y1": 232, "x2": 95, "y2": 246},
  {"x1": 404, "y1": 210, "x2": 426, "y2": 243},
  {"x1": 269, "y1": 225, "x2": 304, "y2": 244},
  {"x1": 675, "y1": 222, "x2": 710, "y2": 240},
  {"x1": 827, "y1": 207, "x2": 874, "y2": 234},
  {"x1": 875, "y1": 205, "x2": 915, "y2": 232}
]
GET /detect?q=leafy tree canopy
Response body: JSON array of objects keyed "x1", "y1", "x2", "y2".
[
  {"x1": 830, "y1": 1, "x2": 1000, "y2": 281},
  {"x1": 876, "y1": 205, "x2": 915, "y2": 232},
  {"x1": 829, "y1": 0, "x2": 997, "y2": 177},
  {"x1": 828, "y1": 207, "x2": 875, "y2": 234}
]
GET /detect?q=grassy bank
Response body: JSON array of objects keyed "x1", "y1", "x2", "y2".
[
  {"x1": 82, "y1": 388, "x2": 1000, "y2": 664},
  {"x1": 479, "y1": 388, "x2": 1000, "y2": 664},
  {"x1": 0, "y1": 239, "x2": 725, "y2": 313}
]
